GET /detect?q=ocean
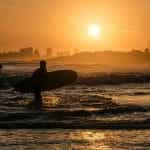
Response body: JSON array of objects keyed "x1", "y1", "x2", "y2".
[{"x1": 0, "y1": 61, "x2": 150, "y2": 149}]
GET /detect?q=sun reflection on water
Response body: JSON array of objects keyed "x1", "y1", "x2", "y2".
[
  {"x1": 44, "y1": 96, "x2": 60, "y2": 107},
  {"x1": 79, "y1": 131, "x2": 105, "y2": 142}
]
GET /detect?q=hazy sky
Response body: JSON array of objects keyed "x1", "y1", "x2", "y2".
[{"x1": 0, "y1": 0, "x2": 150, "y2": 51}]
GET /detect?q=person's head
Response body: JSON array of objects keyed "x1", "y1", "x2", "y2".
[{"x1": 40, "y1": 60, "x2": 46, "y2": 69}]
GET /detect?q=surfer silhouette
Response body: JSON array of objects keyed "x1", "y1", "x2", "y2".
[
  {"x1": 31, "y1": 60, "x2": 48, "y2": 107},
  {"x1": 14, "y1": 60, "x2": 77, "y2": 109}
]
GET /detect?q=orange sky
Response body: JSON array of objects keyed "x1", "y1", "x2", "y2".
[{"x1": 0, "y1": 0, "x2": 150, "y2": 51}]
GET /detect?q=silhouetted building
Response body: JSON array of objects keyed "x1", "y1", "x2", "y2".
[
  {"x1": 46, "y1": 48, "x2": 53, "y2": 58},
  {"x1": 34, "y1": 49, "x2": 40, "y2": 58},
  {"x1": 0, "y1": 47, "x2": 35, "y2": 59},
  {"x1": 144, "y1": 48, "x2": 150, "y2": 54},
  {"x1": 19, "y1": 47, "x2": 34, "y2": 57}
]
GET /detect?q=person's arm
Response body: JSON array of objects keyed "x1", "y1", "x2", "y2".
[{"x1": 31, "y1": 69, "x2": 39, "y2": 78}]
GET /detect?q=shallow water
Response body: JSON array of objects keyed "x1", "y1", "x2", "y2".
[
  {"x1": 1, "y1": 129, "x2": 150, "y2": 150},
  {"x1": 1, "y1": 62, "x2": 150, "y2": 149}
]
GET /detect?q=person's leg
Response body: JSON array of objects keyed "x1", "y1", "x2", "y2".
[{"x1": 34, "y1": 91, "x2": 43, "y2": 107}]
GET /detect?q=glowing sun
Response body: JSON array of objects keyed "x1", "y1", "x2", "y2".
[{"x1": 88, "y1": 24, "x2": 101, "y2": 38}]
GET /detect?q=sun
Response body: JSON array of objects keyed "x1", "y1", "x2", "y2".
[{"x1": 88, "y1": 24, "x2": 101, "y2": 38}]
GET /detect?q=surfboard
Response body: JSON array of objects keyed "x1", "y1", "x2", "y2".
[{"x1": 14, "y1": 70, "x2": 78, "y2": 93}]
